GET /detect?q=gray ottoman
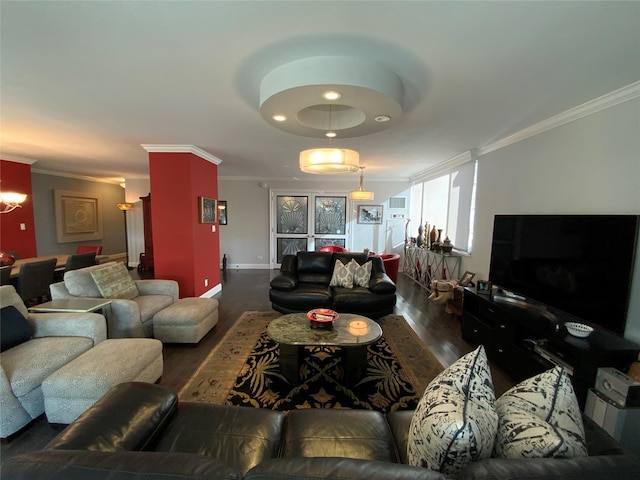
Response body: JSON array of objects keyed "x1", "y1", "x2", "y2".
[
  {"x1": 42, "y1": 338, "x2": 163, "y2": 424},
  {"x1": 153, "y1": 297, "x2": 219, "y2": 344}
]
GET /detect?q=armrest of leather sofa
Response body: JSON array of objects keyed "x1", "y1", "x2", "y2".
[
  {"x1": 46, "y1": 382, "x2": 178, "y2": 452},
  {"x1": 367, "y1": 255, "x2": 396, "y2": 294},
  {"x1": 2, "y1": 450, "x2": 241, "y2": 480},
  {"x1": 270, "y1": 255, "x2": 299, "y2": 291},
  {"x1": 246, "y1": 457, "x2": 449, "y2": 480}
]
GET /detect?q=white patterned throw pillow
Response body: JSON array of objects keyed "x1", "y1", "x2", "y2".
[
  {"x1": 407, "y1": 345, "x2": 498, "y2": 477},
  {"x1": 493, "y1": 366, "x2": 587, "y2": 459},
  {"x1": 350, "y1": 259, "x2": 372, "y2": 288},
  {"x1": 329, "y1": 259, "x2": 355, "y2": 288}
]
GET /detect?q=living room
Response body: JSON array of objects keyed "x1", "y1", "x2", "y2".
[{"x1": 1, "y1": 1, "x2": 640, "y2": 478}]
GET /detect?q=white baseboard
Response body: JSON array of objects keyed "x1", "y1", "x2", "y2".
[
  {"x1": 200, "y1": 283, "x2": 222, "y2": 298},
  {"x1": 221, "y1": 263, "x2": 272, "y2": 270}
]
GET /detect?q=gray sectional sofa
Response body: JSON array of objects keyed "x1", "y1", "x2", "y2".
[
  {"x1": 49, "y1": 262, "x2": 179, "y2": 338},
  {"x1": 0, "y1": 285, "x2": 107, "y2": 438}
]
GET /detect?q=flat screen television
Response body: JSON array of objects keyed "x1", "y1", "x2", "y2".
[{"x1": 489, "y1": 214, "x2": 639, "y2": 337}]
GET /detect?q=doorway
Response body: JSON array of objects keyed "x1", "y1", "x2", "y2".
[{"x1": 270, "y1": 191, "x2": 349, "y2": 268}]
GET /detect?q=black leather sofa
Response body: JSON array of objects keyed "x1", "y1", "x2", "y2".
[
  {"x1": 269, "y1": 251, "x2": 396, "y2": 318},
  {"x1": 4, "y1": 382, "x2": 639, "y2": 480}
]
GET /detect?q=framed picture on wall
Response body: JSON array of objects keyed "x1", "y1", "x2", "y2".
[
  {"x1": 199, "y1": 197, "x2": 217, "y2": 223},
  {"x1": 218, "y1": 200, "x2": 227, "y2": 225},
  {"x1": 357, "y1": 205, "x2": 383, "y2": 224},
  {"x1": 54, "y1": 190, "x2": 104, "y2": 243}
]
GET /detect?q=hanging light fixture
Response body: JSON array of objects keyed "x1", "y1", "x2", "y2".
[
  {"x1": 349, "y1": 167, "x2": 374, "y2": 201},
  {"x1": 299, "y1": 102, "x2": 360, "y2": 174},
  {"x1": 0, "y1": 192, "x2": 28, "y2": 214}
]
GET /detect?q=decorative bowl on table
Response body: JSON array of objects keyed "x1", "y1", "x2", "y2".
[
  {"x1": 307, "y1": 308, "x2": 339, "y2": 329},
  {"x1": 565, "y1": 322, "x2": 594, "y2": 338}
]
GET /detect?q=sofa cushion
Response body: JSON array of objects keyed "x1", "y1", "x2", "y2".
[
  {"x1": 90, "y1": 262, "x2": 139, "y2": 299},
  {"x1": 407, "y1": 345, "x2": 498, "y2": 476},
  {"x1": 329, "y1": 259, "x2": 355, "y2": 288},
  {"x1": 64, "y1": 262, "x2": 113, "y2": 297},
  {"x1": 134, "y1": 295, "x2": 175, "y2": 324},
  {"x1": 152, "y1": 402, "x2": 285, "y2": 474},
  {"x1": 351, "y1": 259, "x2": 372, "y2": 287},
  {"x1": 0, "y1": 336, "x2": 94, "y2": 397},
  {"x1": 493, "y1": 366, "x2": 587, "y2": 459},
  {"x1": 297, "y1": 252, "x2": 333, "y2": 285},
  {"x1": 1, "y1": 305, "x2": 31, "y2": 352},
  {"x1": 247, "y1": 457, "x2": 449, "y2": 480},
  {"x1": 3, "y1": 450, "x2": 242, "y2": 480},
  {"x1": 283, "y1": 409, "x2": 397, "y2": 463}
]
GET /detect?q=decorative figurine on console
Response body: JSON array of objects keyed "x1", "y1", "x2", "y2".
[{"x1": 428, "y1": 280, "x2": 458, "y2": 304}]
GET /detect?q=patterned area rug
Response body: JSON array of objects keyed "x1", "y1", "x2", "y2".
[{"x1": 179, "y1": 311, "x2": 443, "y2": 412}]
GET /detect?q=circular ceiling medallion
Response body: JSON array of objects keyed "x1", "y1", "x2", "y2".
[{"x1": 259, "y1": 56, "x2": 403, "y2": 138}]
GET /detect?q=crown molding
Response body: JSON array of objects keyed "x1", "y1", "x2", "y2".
[
  {"x1": 412, "y1": 149, "x2": 478, "y2": 184},
  {"x1": 0, "y1": 154, "x2": 38, "y2": 165},
  {"x1": 140, "y1": 144, "x2": 222, "y2": 165},
  {"x1": 480, "y1": 80, "x2": 640, "y2": 156},
  {"x1": 413, "y1": 81, "x2": 640, "y2": 181},
  {"x1": 31, "y1": 168, "x2": 124, "y2": 184}
]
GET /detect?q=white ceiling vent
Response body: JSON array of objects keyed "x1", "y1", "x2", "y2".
[{"x1": 388, "y1": 197, "x2": 406, "y2": 209}]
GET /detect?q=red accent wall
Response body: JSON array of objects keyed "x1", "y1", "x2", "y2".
[
  {"x1": 148, "y1": 152, "x2": 220, "y2": 297},
  {"x1": 0, "y1": 160, "x2": 37, "y2": 258}
]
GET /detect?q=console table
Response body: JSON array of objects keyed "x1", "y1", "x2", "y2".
[
  {"x1": 461, "y1": 287, "x2": 640, "y2": 407},
  {"x1": 403, "y1": 245, "x2": 461, "y2": 292}
]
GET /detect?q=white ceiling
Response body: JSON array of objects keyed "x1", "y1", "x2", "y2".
[{"x1": 1, "y1": 1, "x2": 639, "y2": 183}]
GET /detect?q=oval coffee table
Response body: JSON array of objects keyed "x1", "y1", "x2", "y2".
[{"x1": 267, "y1": 313, "x2": 382, "y2": 387}]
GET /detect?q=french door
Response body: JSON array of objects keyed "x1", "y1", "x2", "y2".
[{"x1": 271, "y1": 191, "x2": 349, "y2": 267}]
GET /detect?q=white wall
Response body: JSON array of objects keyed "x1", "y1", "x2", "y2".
[
  {"x1": 122, "y1": 178, "x2": 151, "y2": 268},
  {"x1": 463, "y1": 97, "x2": 640, "y2": 342}
]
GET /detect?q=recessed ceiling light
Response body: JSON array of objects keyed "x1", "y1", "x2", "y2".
[
  {"x1": 322, "y1": 90, "x2": 341, "y2": 101},
  {"x1": 272, "y1": 114, "x2": 287, "y2": 122},
  {"x1": 374, "y1": 115, "x2": 391, "y2": 122},
  {"x1": 325, "y1": 130, "x2": 337, "y2": 138}
]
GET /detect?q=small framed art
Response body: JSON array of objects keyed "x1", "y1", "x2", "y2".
[
  {"x1": 357, "y1": 205, "x2": 383, "y2": 224},
  {"x1": 199, "y1": 197, "x2": 217, "y2": 223},
  {"x1": 476, "y1": 279, "x2": 492, "y2": 295},
  {"x1": 458, "y1": 271, "x2": 476, "y2": 287}
]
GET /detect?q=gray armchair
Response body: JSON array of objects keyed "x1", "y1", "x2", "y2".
[
  {"x1": 49, "y1": 262, "x2": 179, "y2": 338},
  {"x1": 0, "y1": 285, "x2": 107, "y2": 438}
]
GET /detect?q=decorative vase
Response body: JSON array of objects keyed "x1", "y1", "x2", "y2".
[
  {"x1": 429, "y1": 225, "x2": 437, "y2": 245},
  {"x1": 416, "y1": 222, "x2": 424, "y2": 247},
  {"x1": 424, "y1": 222, "x2": 429, "y2": 246}
]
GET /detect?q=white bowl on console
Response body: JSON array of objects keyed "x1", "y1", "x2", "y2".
[{"x1": 565, "y1": 322, "x2": 593, "y2": 338}]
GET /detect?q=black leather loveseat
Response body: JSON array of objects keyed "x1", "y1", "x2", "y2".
[
  {"x1": 4, "y1": 382, "x2": 639, "y2": 480},
  {"x1": 269, "y1": 251, "x2": 396, "y2": 318}
]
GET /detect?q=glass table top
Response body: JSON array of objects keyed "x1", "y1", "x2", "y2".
[{"x1": 267, "y1": 313, "x2": 382, "y2": 346}]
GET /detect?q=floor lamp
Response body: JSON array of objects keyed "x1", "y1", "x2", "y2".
[{"x1": 116, "y1": 202, "x2": 134, "y2": 270}]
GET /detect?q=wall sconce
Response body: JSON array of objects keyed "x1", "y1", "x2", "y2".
[{"x1": 0, "y1": 192, "x2": 28, "y2": 214}]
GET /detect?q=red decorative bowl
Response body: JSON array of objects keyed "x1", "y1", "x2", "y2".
[{"x1": 307, "y1": 309, "x2": 339, "y2": 329}]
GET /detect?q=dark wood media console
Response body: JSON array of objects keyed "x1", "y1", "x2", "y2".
[{"x1": 461, "y1": 286, "x2": 640, "y2": 407}]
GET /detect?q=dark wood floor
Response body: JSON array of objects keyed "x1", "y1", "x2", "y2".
[{"x1": 1, "y1": 268, "x2": 515, "y2": 461}]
